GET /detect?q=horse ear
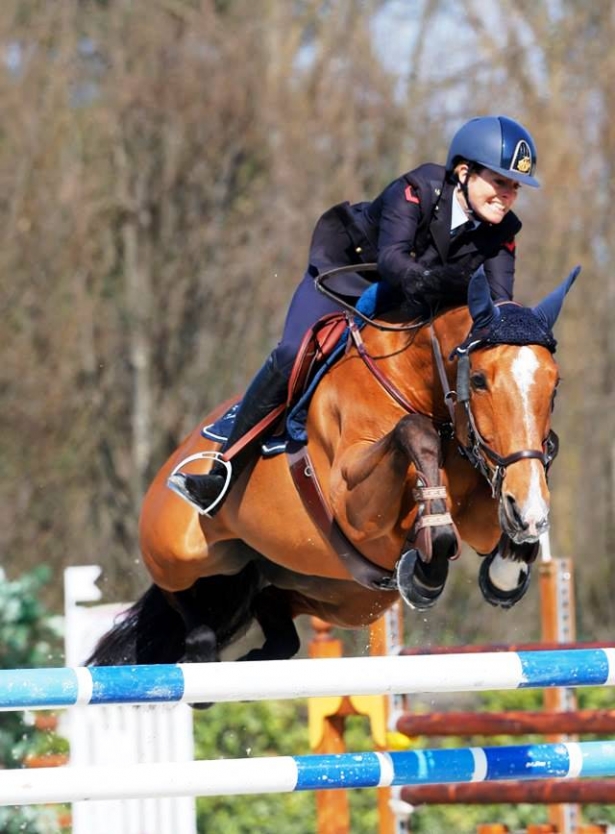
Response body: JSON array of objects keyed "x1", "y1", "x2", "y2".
[
  {"x1": 532, "y1": 265, "x2": 581, "y2": 330},
  {"x1": 468, "y1": 266, "x2": 500, "y2": 329}
]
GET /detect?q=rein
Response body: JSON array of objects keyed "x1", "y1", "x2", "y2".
[
  {"x1": 315, "y1": 265, "x2": 425, "y2": 332},
  {"x1": 346, "y1": 318, "x2": 423, "y2": 415},
  {"x1": 430, "y1": 327, "x2": 556, "y2": 498},
  {"x1": 316, "y1": 264, "x2": 560, "y2": 499}
]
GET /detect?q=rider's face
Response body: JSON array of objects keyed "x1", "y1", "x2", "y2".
[{"x1": 460, "y1": 165, "x2": 520, "y2": 225}]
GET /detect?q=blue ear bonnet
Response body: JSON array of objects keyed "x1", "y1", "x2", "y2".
[
  {"x1": 458, "y1": 303, "x2": 557, "y2": 355},
  {"x1": 453, "y1": 264, "x2": 581, "y2": 356}
]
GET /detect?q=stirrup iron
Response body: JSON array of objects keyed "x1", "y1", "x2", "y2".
[{"x1": 166, "y1": 451, "x2": 232, "y2": 517}]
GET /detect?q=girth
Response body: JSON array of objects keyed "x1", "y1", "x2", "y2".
[{"x1": 287, "y1": 443, "x2": 397, "y2": 592}]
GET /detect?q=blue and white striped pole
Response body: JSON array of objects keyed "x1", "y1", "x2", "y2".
[
  {"x1": 1, "y1": 648, "x2": 614, "y2": 710},
  {"x1": 2, "y1": 741, "x2": 615, "y2": 805}
]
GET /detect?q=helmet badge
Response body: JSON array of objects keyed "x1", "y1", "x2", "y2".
[{"x1": 511, "y1": 140, "x2": 533, "y2": 174}]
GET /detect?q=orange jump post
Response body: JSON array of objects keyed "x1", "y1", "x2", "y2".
[
  {"x1": 308, "y1": 617, "x2": 391, "y2": 834},
  {"x1": 369, "y1": 603, "x2": 412, "y2": 834}
]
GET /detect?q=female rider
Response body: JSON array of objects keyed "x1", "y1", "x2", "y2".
[{"x1": 170, "y1": 114, "x2": 540, "y2": 516}]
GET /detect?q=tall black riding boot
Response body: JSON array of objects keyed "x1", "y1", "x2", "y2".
[{"x1": 167, "y1": 355, "x2": 289, "y2": 516}]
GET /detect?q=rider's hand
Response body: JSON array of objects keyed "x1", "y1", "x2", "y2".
[{"x1": 401, "y1": 262, "x2": 472, "y2": 309}]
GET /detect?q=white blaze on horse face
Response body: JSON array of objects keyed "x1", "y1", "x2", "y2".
[
  {"x1": 511, "y1": 347, "x2": 539, "y2": 429},
  {"x1": 509, "y1": 346, "x2": 549, "y2": 537}
]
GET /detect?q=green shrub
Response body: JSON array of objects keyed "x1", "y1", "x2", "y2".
[{"x1": 0, "y1": 566, "x2": 66, "y2": 833}]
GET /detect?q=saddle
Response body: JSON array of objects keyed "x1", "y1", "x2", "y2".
[
  {"x1": 203, "y1": 273, "x2": 388, "y2": 451},
  {"x1": 287, "y1": 312, "x2": 349, "y2": 405},
  {"x1": 202, "y1": 312, "x2": 350, "y2": 452}
]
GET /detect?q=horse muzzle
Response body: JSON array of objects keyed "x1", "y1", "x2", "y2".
[{"x1": 498, "y1": 488, "x2": 550, "y2": 544}]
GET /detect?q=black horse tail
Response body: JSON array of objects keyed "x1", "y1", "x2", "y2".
[
  {"x1": 86, "y1": 584, "x2": 185, "y2": 666},
  {"x1": 86, "y1": 564, "x2": 262, "y2": 666}
]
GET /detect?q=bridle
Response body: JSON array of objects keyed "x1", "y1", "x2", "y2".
[{"x1": 431, "y1": 329, "x2": 558, "y2": 499}]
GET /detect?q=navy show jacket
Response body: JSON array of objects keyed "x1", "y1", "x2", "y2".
[{"x1": 308, "y1": 163, "x2": 522, "y2": 304}]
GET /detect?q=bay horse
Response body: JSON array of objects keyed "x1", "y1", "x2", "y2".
[{"x1": 88, "y1": 267, "x2": 578, "y2": 670}]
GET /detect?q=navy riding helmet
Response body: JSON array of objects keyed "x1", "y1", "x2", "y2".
[{"x1": 446, "y1": 115, "x2": 539, "y2": 188}]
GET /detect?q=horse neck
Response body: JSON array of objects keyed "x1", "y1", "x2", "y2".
[
  {"x1": 358, "y1": 307, "x2": 472, "y2": 420},
  {"x1": 430, "y1": 306, "x2": 474, "y2": 361}
]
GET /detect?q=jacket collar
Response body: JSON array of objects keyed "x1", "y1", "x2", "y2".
[{"x1": 429, "y1": 178, "x2": 456, "y2": 262}]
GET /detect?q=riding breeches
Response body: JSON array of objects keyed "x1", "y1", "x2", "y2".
[{"x1": 270, "y1": 269, "x2": 349, "y2": 376}]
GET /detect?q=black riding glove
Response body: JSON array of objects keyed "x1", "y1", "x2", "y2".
[{"x1": 401, "y1": 263, "x2": 473, "y2": 312}]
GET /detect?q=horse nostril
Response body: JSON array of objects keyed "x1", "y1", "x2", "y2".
[
  {"x1": 504, "y1": 494, "x2": 526, "y2": 530},
  {"x1": 536, "y1": 516, "x2": 550, "y2": 535}
]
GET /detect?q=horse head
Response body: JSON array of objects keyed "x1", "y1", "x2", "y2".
[{"x1": 451, "y1": 266, "x2": 579, "y2": 547}]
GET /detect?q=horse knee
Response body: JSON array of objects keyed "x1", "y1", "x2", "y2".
[{"x1": 394, "y1": 413, "x2": 442, "y2": 466}]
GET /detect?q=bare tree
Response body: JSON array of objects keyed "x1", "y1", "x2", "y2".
[{"x1": 1, "y1": 0, "x2": 611, "y2": 632}]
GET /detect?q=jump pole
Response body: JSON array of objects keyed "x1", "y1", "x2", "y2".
[
  {"x1": 2, "y1": 647, "x2": 615, "y2": 710},
  {"x1": 396, "y1": 551, "x2": 586, "y2": 832},
  {"x1": 4, "y1": 739, "x2": 615, "y2": 807}
]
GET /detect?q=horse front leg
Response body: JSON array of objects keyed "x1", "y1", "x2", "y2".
[
  {"x1": 333, "y1": 413, "x2": 460, "y2": 611},
  {"x1": 392, "y1": 414, "x2": 461, "y2": 610}
]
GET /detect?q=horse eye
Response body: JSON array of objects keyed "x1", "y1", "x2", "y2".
[{"x1": 470, "y1": 372, "x2": 488, "y2": 390}]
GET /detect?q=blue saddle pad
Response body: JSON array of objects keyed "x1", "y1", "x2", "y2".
[{"x1": 201, "y1": 403, "x2": 288, "y2": 457}]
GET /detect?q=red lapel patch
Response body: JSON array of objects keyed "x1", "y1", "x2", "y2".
[{"x1": 404, "y1": 184, "x2": 419, "y2": 204}]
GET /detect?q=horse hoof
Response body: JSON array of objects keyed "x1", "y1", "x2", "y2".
[
  {"x1": 478, "y1": 552, "x2": 531, "y2": 609},
  {"x1": 237, "y1": 633, "x2": 301, "y2": 662},
  {"x1": 181, "y1": 625, "x2": 219, "y2": 664},
  {"x1": 189, "y1": 700, "x2": 214, "y2": 710},
  {"x1": 181, "y1": 627, "x2": 217, "y2": 709},
  {"x1": 395, "y1": 549, "x2": 447, "y2": 611}
]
